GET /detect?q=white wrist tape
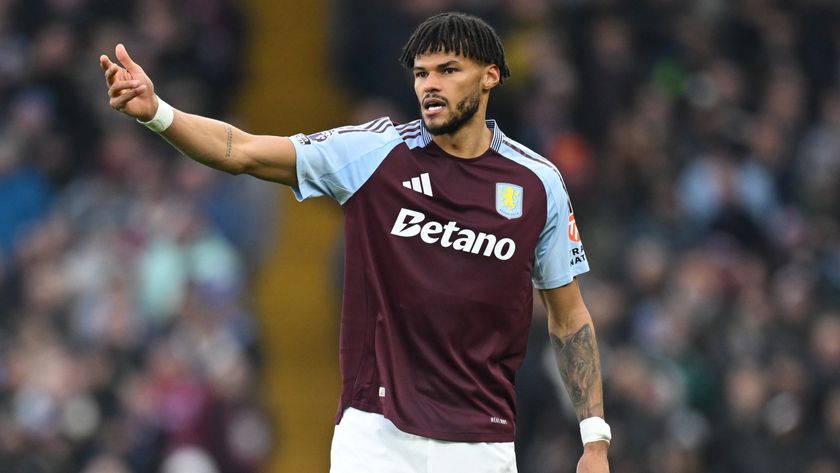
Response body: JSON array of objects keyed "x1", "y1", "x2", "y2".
[
  {"x1": 137, "y1": 95, "x2": 174, "y2": 133},
  {"x1": 580, "y1": 417, "x2": 611, "y2": 445}
]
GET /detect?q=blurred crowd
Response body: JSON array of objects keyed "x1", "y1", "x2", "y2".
[
  {"x1": 0, "y1": 0, "x2": 277, "y2": 472},
  {"x1": 332, "y1": 0, "x2": 840, "y2": 472}
]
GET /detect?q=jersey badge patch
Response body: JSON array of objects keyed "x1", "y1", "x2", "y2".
[
  {"x1": 307, "y1": 129, "x2": 334, "y2": 143},
  {"x1": 293, "y1": 133, "x2": 311, "y2": 145},
  {"x1": 568, "y1": 213, "x2": 581, "y2": 242},
  {"x1": 495, "y1": 183, "x2": 523, "y2": 219}
]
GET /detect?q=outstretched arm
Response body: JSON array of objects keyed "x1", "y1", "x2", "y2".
[
  {"x1": 539, "y1": 280, "x2": 610, "y2": 473},
  {"x1": 99, "y1": 44, "x2": 297, "y2": 185}
]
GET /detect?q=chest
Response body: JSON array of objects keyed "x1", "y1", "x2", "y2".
[{"x1": 351, "y1": 144, "x2": 546, "y2": 252}]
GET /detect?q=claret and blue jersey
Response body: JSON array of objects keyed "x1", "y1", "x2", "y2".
[{"x1": 291, "y1": 117, "x2": 589, "y2": 442}]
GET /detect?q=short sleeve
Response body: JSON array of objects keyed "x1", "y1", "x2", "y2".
[
  {"x1": 290, "y1": 117, "x2": 401, "y2": 204},
  {"x1": 532, "y1": 182, "x2": 590, "y2": 289}
]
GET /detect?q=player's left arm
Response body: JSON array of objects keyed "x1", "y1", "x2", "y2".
[{"x1": 539, "y1": 279, "x2": 610, "y2": 472}]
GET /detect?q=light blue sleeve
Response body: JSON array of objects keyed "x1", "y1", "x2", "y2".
[
  {"x1": 289, "y1": 117, "x2": 402, "y2": 204},
  {"x1": 532, "y1": 178, "x2": 590, "y2": 289},
  {"x1": 496, "y1": 138, "x2": 590, "y2": 289}
]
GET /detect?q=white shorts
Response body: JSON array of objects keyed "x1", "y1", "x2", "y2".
[{"x1": 330, "y1": 408, "x2": 518, "y2": 473}]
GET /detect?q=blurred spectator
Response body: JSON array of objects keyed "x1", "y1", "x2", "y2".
[{"x1": 0, "y1": 1, "x2": 274, "y2": 472}]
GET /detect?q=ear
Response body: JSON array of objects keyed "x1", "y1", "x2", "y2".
[{"x1": 482, "y1": 65, "x2": 501, "y2": 91}]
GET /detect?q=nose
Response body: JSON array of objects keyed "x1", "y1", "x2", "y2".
[{"x1": 422, "y1": 73, "x2": 441, "y2": 94}]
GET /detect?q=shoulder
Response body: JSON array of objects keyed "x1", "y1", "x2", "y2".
[
  {"x1": 292, "y1": 117, "x2": 398, "y2": 146},
  {"x1": 331, "y1": 116, "x2": 400, "y2": 143},
  {"x1": 495, "y1": 136, "x2": 568, "y2": 200},
  {"x1": 334, "y1": 116, "x2": 395, "y2": 134},
  {"x1": 393, "y1": 119, "x2": 431, "y2": 149},
  {"x1": 290, "y1": 117, "x2": 404, "y2": 203},
  {"x1": 290, "y1": 117, "x2": 407, "y2": 162}
]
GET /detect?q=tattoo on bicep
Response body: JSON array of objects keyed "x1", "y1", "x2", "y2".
[
  {"x1": 550, "y1": 324, "x2": 603, "y2": 420},
  {"x1": 224, "y1": 125, "x2": 233, "y2": 159}
]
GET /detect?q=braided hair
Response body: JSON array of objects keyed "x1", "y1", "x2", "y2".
[{"x1": 400, "y1": 12, "x2": 511, "y2": 84}]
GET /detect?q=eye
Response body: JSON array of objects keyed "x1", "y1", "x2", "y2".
[
  {"x1": 443, "y1": 67, "x2": 457, "y2": 74},
  {"x1": 414, "y1": 71, "x2": 428, "y2": 79}
]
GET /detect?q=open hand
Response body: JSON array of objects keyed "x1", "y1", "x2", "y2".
[{"x1": 99, "y1": 44, "x2": 157, "y2": 121}]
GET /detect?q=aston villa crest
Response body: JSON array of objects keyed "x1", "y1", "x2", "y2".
[{"x1": 495, "y1": 183, "x2": 523, "y2": 219}]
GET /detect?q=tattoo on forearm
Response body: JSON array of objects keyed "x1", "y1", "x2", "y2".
[
  {"x1": 224, "y1": 125, "x2": 233, "y2": 159},
  {"x1": 550, "y1": 324, "x2": 603, "y2": 420}
]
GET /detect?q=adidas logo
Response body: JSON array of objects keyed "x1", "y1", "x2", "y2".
[{"x1": 402, "y1": 173, "x2": 433, "y2": 197}]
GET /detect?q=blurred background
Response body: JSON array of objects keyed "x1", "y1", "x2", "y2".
[{"x1": 1, "y1": 0, "x2": 839, "y2": 472}]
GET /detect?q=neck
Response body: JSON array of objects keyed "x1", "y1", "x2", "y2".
[{"x1": 430, "y1": 112, "x2": 493, "y2": 159}]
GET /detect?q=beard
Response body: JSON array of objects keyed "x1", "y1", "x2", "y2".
[{"x1": 423, "y1": 90, "x2": 481, "y2": 136}]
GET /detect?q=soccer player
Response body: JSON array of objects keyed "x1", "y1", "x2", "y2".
[{"x1": 100, "y1": 12, "x2": 610, "y2": 473}]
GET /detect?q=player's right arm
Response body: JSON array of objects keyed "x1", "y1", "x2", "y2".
[{"x1": 99, "y1": 44, "x2": 297, "y2": 185}]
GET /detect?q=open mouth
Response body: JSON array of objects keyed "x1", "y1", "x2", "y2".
[{"x1": 423, "y1": 97, "x2": 447, "y2": 112}]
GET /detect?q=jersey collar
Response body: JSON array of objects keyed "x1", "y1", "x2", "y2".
[
  {"x1": 487, "y1": 119, "x2": 505, "y2": 152},
  {"x1": 419, "y1": 119, "x2": 505, "y2": 152}
]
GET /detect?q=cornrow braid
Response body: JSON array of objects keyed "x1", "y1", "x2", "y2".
[{"x1": 400, "y1": 12, "x2": 511, "y2": 84}]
